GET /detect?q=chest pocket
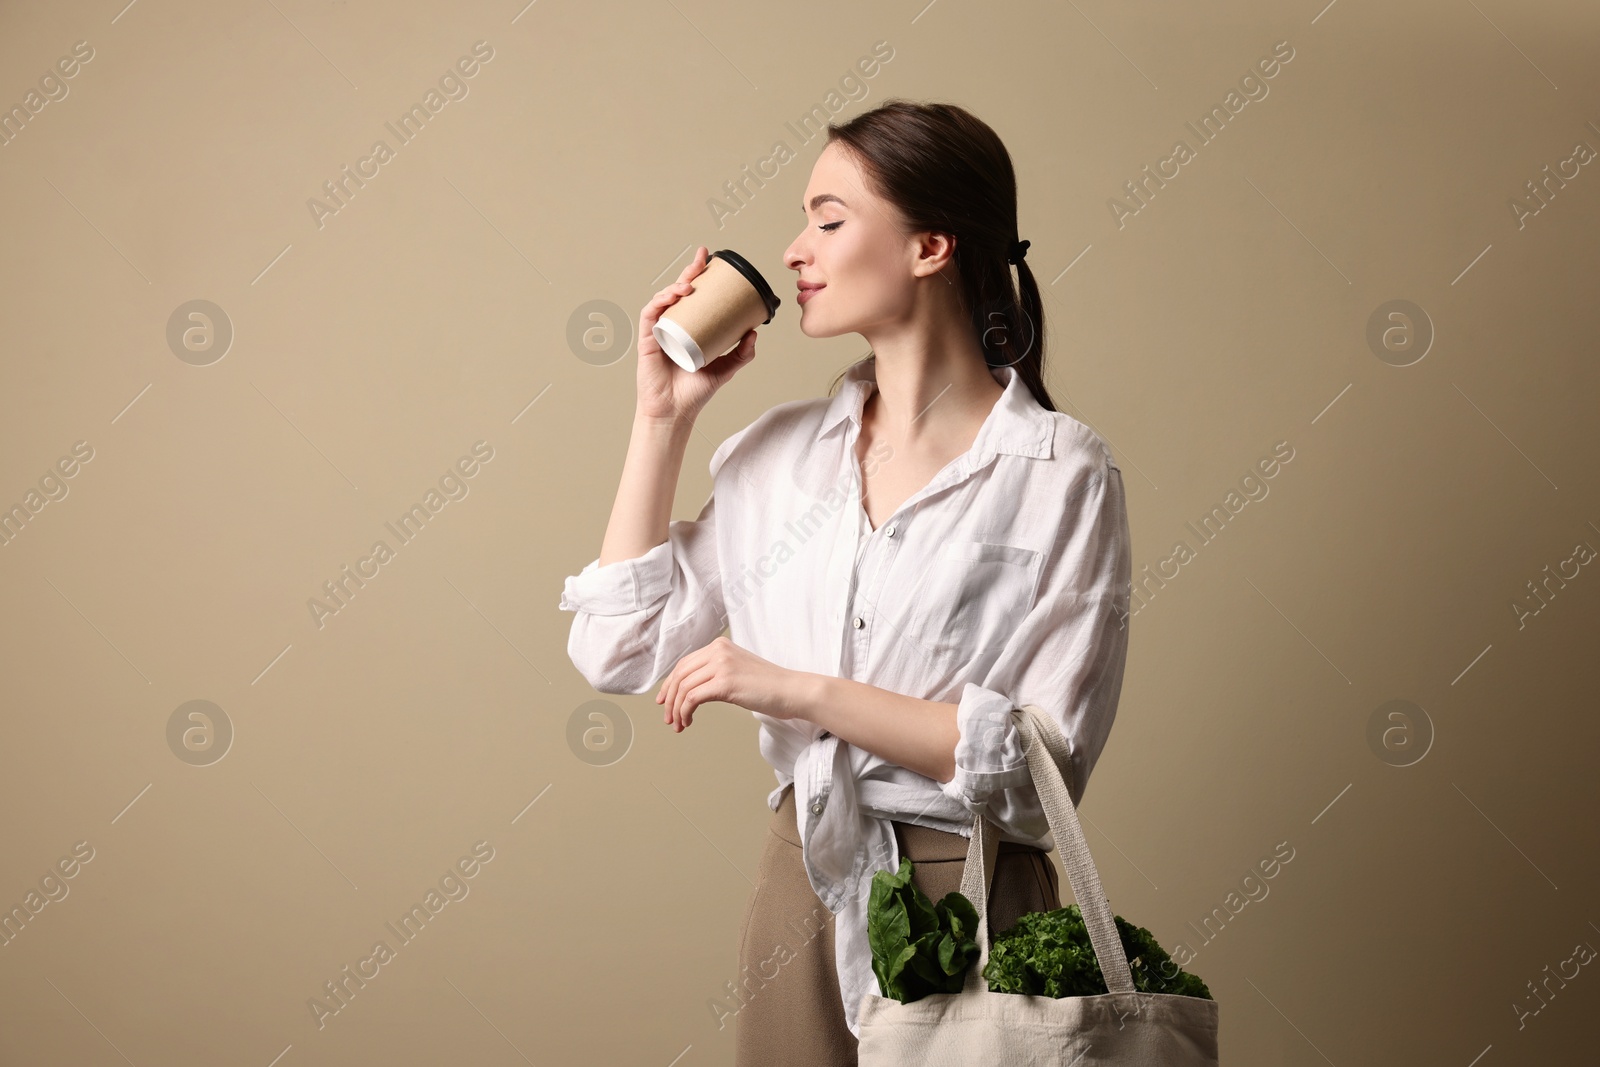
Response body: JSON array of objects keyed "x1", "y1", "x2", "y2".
[{"x1": 897, "y1": 539, "x2": 1042, "y2": 662}]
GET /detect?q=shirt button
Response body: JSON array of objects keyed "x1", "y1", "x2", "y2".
[
  {"x1": 812, "y1": 801, "x2": 825, "y2": 814},
  {"x1": 886, "y1": 523, "x2": 896, "y2": 537},
  {"x1": 852, "y1": 616, "x2": 864, "y2": 629}
]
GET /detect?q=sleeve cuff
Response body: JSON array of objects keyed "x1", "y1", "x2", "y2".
[
  {"x1": 937, "y1": 682, "x2": 1037, "y2": 805},
  {"x1": 557, "y1": 538, "x2": 676, "y2": 616}
]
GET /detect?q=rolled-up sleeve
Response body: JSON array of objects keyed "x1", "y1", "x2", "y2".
[
  {"x1": 557, "y1": 425, "x2": 749, "y2": 694},
  {"x1": 937, "y1": 457, "x2": 1132, "y2": 838}
]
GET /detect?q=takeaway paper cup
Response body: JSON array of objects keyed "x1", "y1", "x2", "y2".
[{"x1": 653, "y1": 249, "x2": 781, "y2": 372}]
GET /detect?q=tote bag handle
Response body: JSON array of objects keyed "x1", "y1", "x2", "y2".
[{"x1": 956, "y1": 704, "x2": 1134, "y2": 994}]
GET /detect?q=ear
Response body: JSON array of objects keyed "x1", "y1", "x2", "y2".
[{"x1": 910, "y1": 230, "x2": 957, "y2": 279}]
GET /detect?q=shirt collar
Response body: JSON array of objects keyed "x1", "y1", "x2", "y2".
[{"x1": 818, "y1": 356, "x2": 1055, "y2": 461}]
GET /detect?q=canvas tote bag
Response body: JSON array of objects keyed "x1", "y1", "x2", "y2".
[{"x1": 856, "y1": 704, "x2": 1220, "y2": 1065}]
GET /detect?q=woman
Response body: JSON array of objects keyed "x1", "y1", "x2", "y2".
[{"x1": 557, "y1": 99, "x2": 1132, "y2": 1065}]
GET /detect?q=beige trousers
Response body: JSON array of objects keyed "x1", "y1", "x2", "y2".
[{"x1": 732, "y1": 783, "x2": 1062, "y2": 1066}]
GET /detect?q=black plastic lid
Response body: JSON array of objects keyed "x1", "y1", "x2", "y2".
[{"x1": 709, "y1": 249, "x2": 782, "y2": 324}]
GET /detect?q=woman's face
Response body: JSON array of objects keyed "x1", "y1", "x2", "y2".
[{"x1": 783, "y1": 141, "x2": 923, "y2": 339}]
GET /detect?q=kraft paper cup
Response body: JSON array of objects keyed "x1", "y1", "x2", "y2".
[{"x1": 653, "y1": 249, "x2": 781, "y2": 372}]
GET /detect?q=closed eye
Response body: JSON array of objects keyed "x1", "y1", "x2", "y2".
[{"x1": 819, "y1": 221, "x2": 843, "y2": 233}]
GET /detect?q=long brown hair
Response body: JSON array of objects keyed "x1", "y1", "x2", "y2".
[{"x1": 823, "y1": 99, "x2": 1056, "y2": 412}]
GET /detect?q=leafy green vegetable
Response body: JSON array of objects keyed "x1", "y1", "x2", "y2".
[
  {"x1": 982, "y1": 905, "x2": 1213, "y2": 1000},
  {"x1": 866, "y1": 859, "x2": 1212, "y2": 1004},
  {"x1": 866, "y1": 857, "x2": 981, "y2": 1003}
]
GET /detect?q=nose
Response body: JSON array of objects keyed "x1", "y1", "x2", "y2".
[{"x1": 783, "y1": 227, "x2": 809, "y2": 273}]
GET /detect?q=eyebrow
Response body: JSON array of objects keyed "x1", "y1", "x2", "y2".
[{"x1": 802, "y1": 194, "x2": 848, "y2": 215}]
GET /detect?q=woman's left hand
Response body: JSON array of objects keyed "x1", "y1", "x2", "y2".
[{"x1": 657, "y1": 636, "x2": 799, "y2": 732}]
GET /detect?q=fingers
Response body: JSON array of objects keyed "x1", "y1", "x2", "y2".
[
  {"x1": 644, "y1": 249, "x2": 709, "y2": 337},
  {"x1": 704, "y1": 329, "x2": 757, "y2": 386},
  {"x1": 646, "y1": 281, "x2": 694, "y2": 314},
  {"x1": 677, "y1": 245, "x2": 709, "y2": 284},
  {"x1": 669, "y1": 662, "x2": 716, "y2": 731},
  {"x1": 673, "y1": 682, "x2": 704, "y2": 731},
  {"x1": 656, "y1": 650, "x2": 699, "y2": 725},
  {"x1": 668, "y1": 667, "x2": 692, "y2": 729},
  {"x1": 640, "y1": 281, "x2": 698, "y2": 338},
  {"x1": 657, "y1": 669, "x2": 678, "y2": 722}
]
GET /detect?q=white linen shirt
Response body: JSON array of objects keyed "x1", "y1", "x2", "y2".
[{"x1": 557, "y1": 355, "x2": 1132, "y2": 1037}]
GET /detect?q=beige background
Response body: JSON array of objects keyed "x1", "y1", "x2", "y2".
[{"x1": 2, "y1": 1, "x2": 1597, "y2": 1064}]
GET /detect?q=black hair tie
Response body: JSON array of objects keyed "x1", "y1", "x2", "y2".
[{"x1": 1007, "y1": 238, "x2": 1030, "y2": 264}]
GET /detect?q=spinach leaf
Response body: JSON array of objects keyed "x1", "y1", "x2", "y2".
[{"x1": 866, "y1": 857, "x2": 980, "y2": 1003}]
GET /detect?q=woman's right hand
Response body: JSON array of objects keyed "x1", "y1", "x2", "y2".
[{"x1": 636, "y1": 245, "x2": 759, "y2": 423}]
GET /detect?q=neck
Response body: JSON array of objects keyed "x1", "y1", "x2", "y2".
[
  {"x1": 857, "y1": 271, "x2": 1008, "y2": 447},
  {"x1": 861, "y1": 349, "x2": 1004, "y2": 450}
]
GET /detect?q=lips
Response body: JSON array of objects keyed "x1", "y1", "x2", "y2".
[{"x1": 797, "y1": 282, "x2": 825, "y2": 305}]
